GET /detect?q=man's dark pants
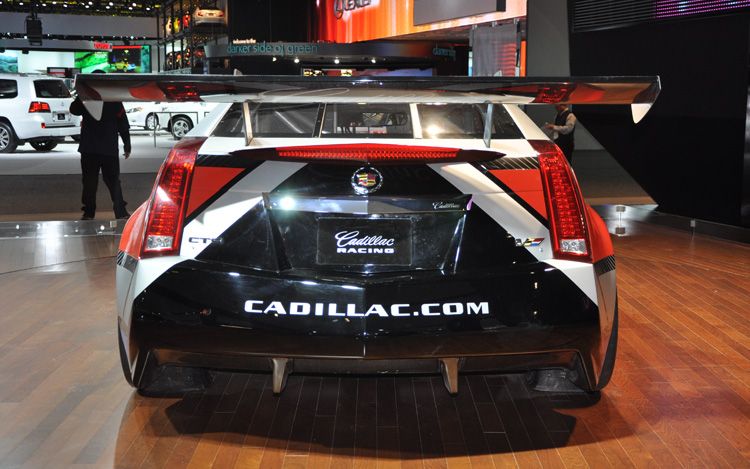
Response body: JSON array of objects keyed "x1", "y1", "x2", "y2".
[
  {"x1": 80, "y1": 152, "x2": 127, "y2": 218},
  {"x1": 556, "y1": 140, "x2": 575, "y2": 163}
]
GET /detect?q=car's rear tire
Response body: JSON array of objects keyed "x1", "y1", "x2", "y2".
[
  {"x1": 170, "y1": 116, "x2": 192, "y2": 139},
  {"x1": 0, "y1": 122, "x2": 18, "y2": 153},
  {"x1": 145, "y1": 113, "x2": 159, "y2": 130},
  {"x1": 30, "y1": 140, "x2": 58, "y2": 152}
]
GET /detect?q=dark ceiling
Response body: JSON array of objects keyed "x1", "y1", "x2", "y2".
[{"x1": 0, "y1": 0, "x2": 161, "y2": 16}]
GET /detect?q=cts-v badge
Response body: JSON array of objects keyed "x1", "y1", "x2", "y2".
[{"x1": 351, "y1": 166, "x2": 382, "y2": 195}]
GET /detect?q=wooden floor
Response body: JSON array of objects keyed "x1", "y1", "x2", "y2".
[{"x1": 0, "y1": 221, "x2": 748, "y2": 468}]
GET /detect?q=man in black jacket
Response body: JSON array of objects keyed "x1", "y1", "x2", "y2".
[
  {"x1": 544, "y1": 104, "x2": 577, "y2": 163},
  {"x1": 70, "y1": 77, "x2": 131, "y2": 220}
]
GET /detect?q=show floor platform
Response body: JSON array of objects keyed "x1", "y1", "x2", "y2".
[{"x1": 0, "y1": 210, "x2": 747, "y2": 468}]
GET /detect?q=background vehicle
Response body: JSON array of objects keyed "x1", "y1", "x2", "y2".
[
  {"x1": 124, "y1": 101, "x2": 218, "y2": 137},
  {"x1": 77, "y1": 75, "x2": 659, "y2": 396},
  {"x1": 193, "y1": 6, "x2": 226, "y2": 25},
  {"x1": 0, "y1": 74, "x2": 80, "y2": 153}
]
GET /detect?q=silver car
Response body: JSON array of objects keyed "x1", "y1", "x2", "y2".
[{"x1": 0, "y1": 74, "x2": 81, "y2": 153}]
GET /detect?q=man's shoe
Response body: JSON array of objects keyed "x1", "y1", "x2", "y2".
[
  {"x1": 116, "y1": 212, "x2": 130, "y2": 220},
  {"x1": 81, "y1": 214, "x2": 94, "y2": 220}
]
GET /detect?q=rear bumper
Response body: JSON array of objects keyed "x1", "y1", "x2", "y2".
[
  {"x1": 16, "y1": 125, "x2": 79, "y2": 140},
  {"x1": 124, "y1": 258, "x2": 610, "y2": 389}
]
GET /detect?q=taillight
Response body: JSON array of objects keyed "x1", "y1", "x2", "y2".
[
  {"x1": 242, "y1": 143, "x2": 500, "y2": 164},
  {"x1": 29, "y1": 101, "x2": 51, "y2": 113},
  {"x1": 531, "y1": 140, "x2": 591, "y2": 262},
  {"x1": 141, "y1": 137, "x2": 205, "y2": 258}
]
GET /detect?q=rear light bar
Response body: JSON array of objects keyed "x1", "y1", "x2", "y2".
[
  {"x1": 141, "y1": 137, "x2": 205, "y2": 258},
  {"x1": 530, "y1": 140, "x2": 592, "y2": 262},
  {"x1": 236, "y1": 143, "x2": 502, "y2": 165},
  {"x1": 28, "y1": 101, "x2": 51, "y2": 113}
]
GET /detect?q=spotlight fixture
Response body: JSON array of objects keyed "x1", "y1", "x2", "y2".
[
  {"x1": 272, "y1": 56, "x2": 277, "y2": 62},
  {"x1": 371, "y1": 58, "x2": 376, "y2": 63},
  {"x1": 294, "y1": 57, "x2": 299, "y2": 63},
  {"x1": 334, "y1": 58, "x2": 340, "y2": 64}
]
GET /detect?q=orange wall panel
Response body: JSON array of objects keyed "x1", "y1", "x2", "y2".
[{"x1": 317, "y1": 0, "x2": 526, "y2": 43}]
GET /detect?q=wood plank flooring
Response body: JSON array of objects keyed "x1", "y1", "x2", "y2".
[{"x1": 0, "y1": 221, "x2": 747, "y2": 468}]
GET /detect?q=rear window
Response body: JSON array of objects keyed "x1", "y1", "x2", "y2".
[
  {"x1": 322, "y1": 103, "x2": 412, "y2": 138},
  {"x1": 34, "y1": 79, "x2": 71, "y2": 98},
  {"x1": 212, "y1": 103, "x2": 320, "y2": 138},
  {"x1": 209, "y1": 102, "x2": 522, "y2": 140},
  {"x1": 212, "y1": 103, "x2": 245, "y2": 137},
  {"x1": 252, "y1": 103, "x2": 319, "y2": 138},
  {"x1": 0, "y1": 79, "x2": 18, "y2": 99},
  {"x1": 417, "y1": 104, "x2": 523, "y2": 139}
]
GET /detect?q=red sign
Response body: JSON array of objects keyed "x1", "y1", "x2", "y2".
[{"x1": 93, "y1": 42, "x2": 112, "y2": 51}]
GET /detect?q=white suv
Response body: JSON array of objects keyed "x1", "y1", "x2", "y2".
[{"x1": 0, "y1": 74, "x2": 81, "y2": 153}]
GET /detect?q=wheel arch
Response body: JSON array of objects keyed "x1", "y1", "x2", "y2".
[{"x1": 0, "y1": 116, "x2": 18, "y2": 137}]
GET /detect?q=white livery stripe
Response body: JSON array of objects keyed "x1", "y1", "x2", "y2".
[
  {"x1": 429, "y1": 162, "x2": 505, "y2": 195},
  {"x1": 181, "y1": 161, "x2": 306, "y2": 259},
  {"x1": 128, "y1": 161, "x2": 305, "y2": 303},
  {"x1": 430, "y1": 162, "x2": 598, "y2": 305},
  {"x1": 545, "y1": 259, "x2": 599, "y2": 306}
]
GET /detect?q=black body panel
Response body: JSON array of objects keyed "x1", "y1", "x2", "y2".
[{"x1": 130, "y1": 259, "x2": 601, "y2": 387}]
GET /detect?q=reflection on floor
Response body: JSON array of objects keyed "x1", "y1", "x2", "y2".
[
  {"x1": 0, "y1": 212, "x2": 747, "y2": 467},
  {"x1": 0, "y1": 220, "x2": 123, "y2": 274}
]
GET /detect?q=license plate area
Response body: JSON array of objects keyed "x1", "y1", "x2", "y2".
[
  {"x1": 56, "y1": 113, "x2": 66, "y2": 121},
  {"x1": 317, "y1": 217, "x2": 412, "y2": 266}
]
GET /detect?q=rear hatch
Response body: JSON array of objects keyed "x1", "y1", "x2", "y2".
[
  {"x1": 194, "y1": 160, "x2": 537, "y2": 276},
  {"x1": 32, "y1": 79, "x2": 74, "y2": 127},
  {"x1": 190, "y1": 102, "x2": 542, "y2": 276}
]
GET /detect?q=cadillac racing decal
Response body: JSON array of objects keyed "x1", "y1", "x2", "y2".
[
  {"x1": 244, "y1": 300, "x2": 490, "y2": 317},
  {"x1": 334, "y1": 230, "x2": 395, "y2": 254},
  {"x1": 317, "y1": 217, "x2": 411, "y2": 265}
]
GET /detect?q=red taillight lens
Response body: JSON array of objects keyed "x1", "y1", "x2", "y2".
[
  {"x1": 141, "y1": 137, "x2": 205, "y2": 258},
  {"x1": 264, "y1": 143, "x2": 498, "y2": 164},
  {"x1": 29, "y1": 101, "x2": 51, "y2": 113},
  {"x1": 161, "y1": 84, "x2": 200, "y2": 101},
  {"x1": 278, "y1": 144, "x2": 458, "y2": 162},
  {"x1": 531, "y1": 140, "x2": 591, "y2": 262}
]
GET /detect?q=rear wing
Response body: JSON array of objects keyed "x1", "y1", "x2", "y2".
[{"x1": 74, "y1": 74, "x2": 660, "y2": 124}]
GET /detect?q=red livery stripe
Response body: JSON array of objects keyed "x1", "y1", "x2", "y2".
[
  {"x1": 488, "y1": 169, "x2": 548, "y2": 219},
  {"x1": 119, "y1": 202, "x2": 148, "y2": 259},
  {"x1": 186, "y1": 166, "x2": 245, "y2": 217},
  {"x1": 586, "y1": 205, "x2": 615, "y2": 263}
]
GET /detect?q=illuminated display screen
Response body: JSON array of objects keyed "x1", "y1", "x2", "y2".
[{"x1": 74, "y1": 45, "x2": 151, "y2": 73}]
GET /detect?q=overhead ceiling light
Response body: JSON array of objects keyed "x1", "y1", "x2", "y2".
[
  {"x1": 272, "y1": 56, "x2": 277, "y2": 62},
  {"x1": 334, "y1": 58, "x2": 340, "y2": 64},
  {"x1": 294, "y1": 57, "x2": 299, "y2": 63},
  {"x1": 371, "y1": 58, "x2": 376, "y2": 63}
]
